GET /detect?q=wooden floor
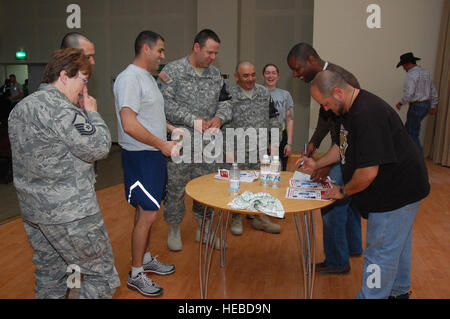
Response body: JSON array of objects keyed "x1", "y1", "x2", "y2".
[{"x1": 0, "y1": 159, "x2": 449, "y2": 299}]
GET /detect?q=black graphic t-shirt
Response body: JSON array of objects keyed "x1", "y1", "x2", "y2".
[{"x1": 338, "y1": 89, "x2": 430, "y2": 218}]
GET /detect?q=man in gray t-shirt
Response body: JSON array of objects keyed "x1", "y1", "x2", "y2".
[
  {"x1": 113, "y1": 31, "x2": 178, "y2": 298},
  {"x1": 114, "y1": 63, "x2": 167, "y2": 151}
]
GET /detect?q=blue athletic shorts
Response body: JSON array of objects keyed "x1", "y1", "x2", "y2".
[{"x1": 121, "y1": 149, "x2": 167, "y2": 211}]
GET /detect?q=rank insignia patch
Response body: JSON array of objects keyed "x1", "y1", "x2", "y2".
[{"x1": 72, "y1": 112, "x2": 96, "y2": 135}]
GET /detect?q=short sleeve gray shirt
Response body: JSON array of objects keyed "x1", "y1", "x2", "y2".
[
  {"x1": 10, "y1": 82, "x2": 23, "y2": 102},
  {"x1": 114, "y1": 64, "x2": 167, "y2": 151},
  {"x1": 268, "y1": 88, "x2": 294, "y2": 128}
]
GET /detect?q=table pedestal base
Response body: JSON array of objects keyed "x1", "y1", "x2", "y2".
[
  {"x1": 294, "y1": 211, "x2": 316, "y2": 299},
  {"x1": 198, "y1": 209, "x2": 316, "y2": 299},
  {"x1": 198, "y1": 208, "x2": 229, "y2": 299}
]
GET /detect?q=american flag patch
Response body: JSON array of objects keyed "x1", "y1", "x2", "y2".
[{"x1": 159, "y1": 71, "x2": 171, "y2": 83}]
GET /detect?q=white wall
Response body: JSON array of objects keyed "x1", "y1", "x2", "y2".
[
  {"x1": 197, "y1": 0, "x2": 239, "y2": 81},
  {"x1": 312, "y1": 0, "x2": 443, "y2": 153}
]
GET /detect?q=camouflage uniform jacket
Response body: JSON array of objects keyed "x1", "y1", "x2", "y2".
[
  {"x1": 226, "y1": 83, "x2": 280, "y2": 135},
  {"x1": 223, "y1": 84, "x2": 280, "y2": 163},
  {"x1": 8, "y1": 84, "x2": 111, "y2": 225},
  {"x1": 157, "y1": 56, "x2": 232, "y2": 135}
]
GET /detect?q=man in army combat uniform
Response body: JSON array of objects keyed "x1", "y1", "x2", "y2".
[
  {"x1": 225, "y1": 61, "x2": 281, "y2": 236},
  {"x1": 157, "y1": 29, "x2": 232, "y2": 251},
  {"x1": 8, "y1": 49, "x2": 120, "y2": 298}
]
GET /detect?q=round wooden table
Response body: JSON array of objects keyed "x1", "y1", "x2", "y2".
[{"x1": 185, "y1": 171, "x2": 333, "y2": 299}]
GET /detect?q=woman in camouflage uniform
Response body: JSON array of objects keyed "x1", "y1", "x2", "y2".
[{"x1": 8, "y1": 48, "x2": 120, "y2": 298}]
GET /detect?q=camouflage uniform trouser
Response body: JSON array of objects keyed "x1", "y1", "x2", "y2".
[
  {"x1": 164, "y1": 161, "x2": 218, "y2": 225},
  {"x1": 23, "y1": 212, "x2": 120, "y2": 299}
]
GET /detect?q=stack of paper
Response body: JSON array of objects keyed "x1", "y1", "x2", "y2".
[
  {"x1": 285, "y1": 188, "x2": 329, "y2": 200},
  {"x1": 286, "y1": 171, "x2": 332, "y2": 200},
  {"x1": 289, "y1": 178, "x2": 332, "y2": 190}
]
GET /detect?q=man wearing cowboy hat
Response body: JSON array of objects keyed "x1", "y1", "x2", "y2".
[{"x1": 395, "y1": 52, "x2": 438, "y2": 154}]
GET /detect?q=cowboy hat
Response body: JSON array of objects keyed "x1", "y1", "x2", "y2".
[{"x1": 396, "y1": 52, "x2": 421, "y2": 68}]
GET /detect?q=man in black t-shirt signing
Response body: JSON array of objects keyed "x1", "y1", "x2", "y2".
[{"x1": 298, "y1": 70, "x2": 430, "y2": 299}]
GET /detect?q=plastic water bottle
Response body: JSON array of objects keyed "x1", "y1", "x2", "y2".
[
  {"x1": 270, "y1": 155, "x2": 281, "y2": 189},
  {"x1": 229, "y1": 163, "x2": 240, "y2": 196},
  {"x1": 260, "y1": 154, "x2": 271, "y2": 187}
]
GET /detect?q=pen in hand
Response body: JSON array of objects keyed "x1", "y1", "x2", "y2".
[{"x1": 299, "y1": 143, "x2": 311, "y2": 167}]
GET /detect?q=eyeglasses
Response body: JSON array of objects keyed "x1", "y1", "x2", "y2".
[
  {"x1": 79, "y1": 78, "x2": 88, "y2": 85},
  {"x1": 77, "y1": 74, "x2": 88, "y2": 85}
]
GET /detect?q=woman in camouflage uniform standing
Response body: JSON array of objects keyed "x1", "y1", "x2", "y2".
[{"x1": 8, "y1": 49, "x2": 120, "y2": 298}]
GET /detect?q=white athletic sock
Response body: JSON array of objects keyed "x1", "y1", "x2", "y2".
[
  {"x1": 143, "y1": 252, "x2": 152, "y2": 264},
  {"x1": 131, "y1": 266, "x2": 144, "y2": 278}
]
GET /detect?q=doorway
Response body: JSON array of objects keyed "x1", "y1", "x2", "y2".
[{"x1": 0, "y1": 63, "x2": 46, "y2": 97}]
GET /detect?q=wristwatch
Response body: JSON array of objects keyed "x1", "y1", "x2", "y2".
[{"x1": 339, "y1": 186, "x2": 347, "y2": 197}]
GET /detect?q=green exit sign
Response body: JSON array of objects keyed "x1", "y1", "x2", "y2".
[{"x1": 16, "y1": 51, "x2": 27, "y2": 60}]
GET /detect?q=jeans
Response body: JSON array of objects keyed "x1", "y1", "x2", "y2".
[
  {"x1": 321, "y1": 163, "x2": 362, "y2": 268},
  {"x1": 356, "y1": 201, "x2": 420, "y2": 299},
  {"x1": 405, "y1": 101, "x2": 431, "y2": 155}
]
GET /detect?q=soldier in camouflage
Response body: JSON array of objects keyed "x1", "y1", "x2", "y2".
[
  {"x1": 8, "y1": 48, "x2": 120, "y2": 298},
  {"x1": 224, "y1": 61, "x2": 282, "y2": 235},
  {"x1": 157, "y1": 29, "x2": 232, "y2": 251}
]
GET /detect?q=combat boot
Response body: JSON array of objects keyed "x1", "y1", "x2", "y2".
[
  {"x1": 252, "y1": 215, "x2": 281, "y2": 234},
  {"x1": 230, "y1": 213, "x2": 243, "y2": 235},
  {"x1": 196, "y1": 218, "x2": 227, "y2": 250},
  {"x1": 168, "y1": 223, "x2": 182, "y2": 251}
]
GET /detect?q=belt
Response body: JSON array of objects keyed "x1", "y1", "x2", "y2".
[{"x1": 410, "y1": 100, "x2": 430, "y2": 104}]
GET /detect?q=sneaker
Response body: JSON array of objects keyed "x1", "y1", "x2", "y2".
[
  {"x1": 230, "y1": 214, "x2": 243, "y2": 235},
  {"x1": 143, "y1": 255, "x2": 175, "y2": 275},
  {"x1": 127, "y1": 272, "x2": 163, "y2": 297},
  {"x1": 252, "y1": 215, "x2": 281, "y2": 234}
]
